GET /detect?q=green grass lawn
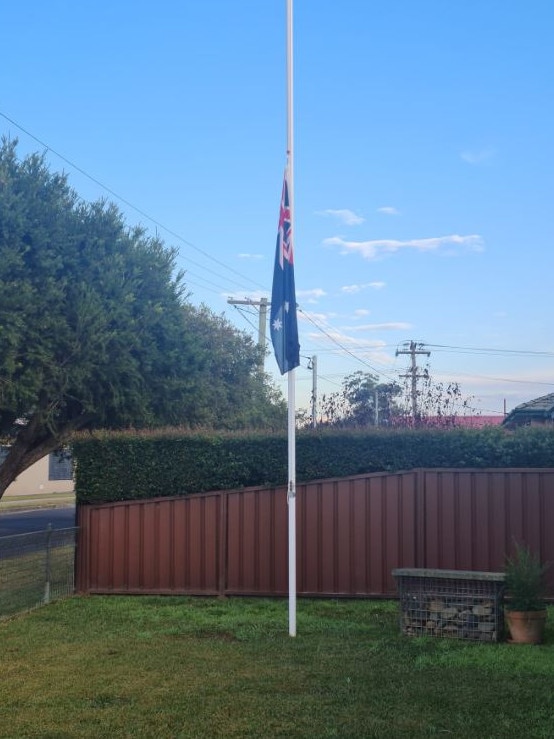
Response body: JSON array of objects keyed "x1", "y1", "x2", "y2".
[{"x1": 1, "y1": 597, "x2": 554, "y2": 738}]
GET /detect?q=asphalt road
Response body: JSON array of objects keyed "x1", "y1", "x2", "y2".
[{"x1": 0, "y1": 506, "x2": 76, "y2": 538}]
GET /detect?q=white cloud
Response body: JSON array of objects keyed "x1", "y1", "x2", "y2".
[
  {"x1": 299, "y1": 309, "x2": 405, "y2": 368},
  {"x1": 297, "y1": 288, "x2": 326, "y2": 303},
  {"x1": 341, "y1": 281, "x2": 386, "y2": 294},
  {"x1": 460, "y1": 148, "x2": 495, "y2": 165},
  {"x1": 354, "y1": 309, "x2": 370, "y2": 317},
  {"x1": 237, "y1": 253, "x2": 263, "y2": 260},
  {"x1": 298, "y1": 311, "x2": 328, "y2": 324},
  {"x1": 377, "y1": 206, "x2": 400, "y2": 216},
  {"x1": 317, "y1": 208, "x2": 365, "y2": 226},
  {"x1": 305, "y1": 329, "x2": 395, "y2": 363},
  {"x1": 341, "y1": 284, "x2": 362, "y2": 294},
  {"x1": 325, "y1": 234, "x2": 484, "y2": 260},
  {"x1": 344, "y1": 322, "x2": 412, "y2": 332}
]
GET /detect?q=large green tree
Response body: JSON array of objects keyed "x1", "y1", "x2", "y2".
[
  {"x1": 0, "y1": 140, "x2": 284, "y2": 498},
  {"x1": 181, "y1": 304, "x2": 286, "y2": 429}
]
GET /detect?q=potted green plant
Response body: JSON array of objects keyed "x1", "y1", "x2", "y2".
[{"x1": 504, "y1": 542, "x2": 548, "y2": 644}]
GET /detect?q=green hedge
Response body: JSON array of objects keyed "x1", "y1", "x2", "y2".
[{"x1": 73, "y1": 426, "x2": 554, "y2": 505}]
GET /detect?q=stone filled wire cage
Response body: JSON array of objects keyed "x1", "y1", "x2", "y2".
[{"x1": 393, "y1": 568, "x2": 506, "y2": 642}]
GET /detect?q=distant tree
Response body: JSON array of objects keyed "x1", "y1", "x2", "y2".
[
  {"x1": 313, "y1": 371, "x2": 402, "y2": 428},
  {"x1": 0, "y1": 140, "x2": 284, "y2": 498},
  {"x1": 302, "y1": 365, "x2": 474, "y2": 431},
  {"x1": 393, "y1": 364, "x2": 475, "y2": 428}
]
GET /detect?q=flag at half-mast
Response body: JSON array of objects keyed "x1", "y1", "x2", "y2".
[{"x1": 270, "y1": 169, "x2": 300, "y2": 374}]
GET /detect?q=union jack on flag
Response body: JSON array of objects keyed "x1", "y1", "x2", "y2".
[{"x1": 270, "y1": 169, "x2": 300, "y2": 374}]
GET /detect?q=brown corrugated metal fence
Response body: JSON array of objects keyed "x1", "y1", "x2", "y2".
[{"x1": 75, "y1": 468, "x2": 554, "y2": 598}]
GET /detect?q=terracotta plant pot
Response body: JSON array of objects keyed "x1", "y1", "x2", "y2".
[{"x1": 505, "y1": 610, "x2": 547, "y2": 644}]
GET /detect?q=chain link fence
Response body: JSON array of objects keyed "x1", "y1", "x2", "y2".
[{"x1": 0, "y1": 526, "x2": 78, "y2": 619}]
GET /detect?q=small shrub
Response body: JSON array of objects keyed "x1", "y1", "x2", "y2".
[{"x1": 505, "y1": 542, "x2": 548, "y2": 612}]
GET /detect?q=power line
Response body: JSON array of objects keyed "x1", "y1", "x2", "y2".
[
  {"x1": 317, "y1": 374, "x2": 343, "y2": 389},
  {"x1": 426, "y1": 343, "x2": 554, "y2": 358},
  {"x1": 437, "y1": 370, "x2": 554, "y2": 388},
  {"x1": 227, "y1": 304, "x2": 262, "y2": 337},
  {"x1": 182, "y1": 272, "x2": 245, "y2": 295},
  {"x1": 0, "y1": 110, "x2": 266, "y2": 296},
  {"x1": 298, "y1": 308, "x2": 399, "y2": 384}
]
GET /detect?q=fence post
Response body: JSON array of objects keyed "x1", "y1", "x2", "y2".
[
  {"x1": 415, "y1": 469, "x2": 426, "y2": 569},
  {"x1": 44, "y1": 524, "x2": 53, "y2": 604},
  {"x1": 218, "y1": 491, "x2": 228, "y2": 596}
]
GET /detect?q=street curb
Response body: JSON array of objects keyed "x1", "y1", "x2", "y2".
[{"x1": 0, "y1": 503, "x2": 76, "y2": 515}]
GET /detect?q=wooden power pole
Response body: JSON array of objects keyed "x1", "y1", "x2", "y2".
[{"x1": 396, "y1": 341, "x2": 430, "y2": 420}]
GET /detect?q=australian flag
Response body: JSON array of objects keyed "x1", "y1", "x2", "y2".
[{"x1": 270, "y1": 170, "x2": 300, "y2": 374}]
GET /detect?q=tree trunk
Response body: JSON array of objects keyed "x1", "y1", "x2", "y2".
[
  {"x1": 0, "y1": 432, "x2": 62, "y2": 500},
  {"x1": 0, "y1": 412, "x2": 94, "y2": 501}
]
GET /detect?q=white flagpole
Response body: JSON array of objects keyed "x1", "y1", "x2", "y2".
[{"x1": 286, "y1": 0, "x2": 297, "y2": 638}]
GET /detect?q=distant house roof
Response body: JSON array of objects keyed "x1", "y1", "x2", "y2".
[
  {"x1": 453, "y1": 415, "x2": 504, "y2": 428},
  {"x1": 420, "y1": 415, "x2": 504, "y2": 428},
  {"x1": 502, "y1": 393, "x2": 554, "y2": 429}
]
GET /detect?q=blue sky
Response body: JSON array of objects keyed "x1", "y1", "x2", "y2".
[{"x1": 2, "y1": 1, "x2": 553, "y2": 417}]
